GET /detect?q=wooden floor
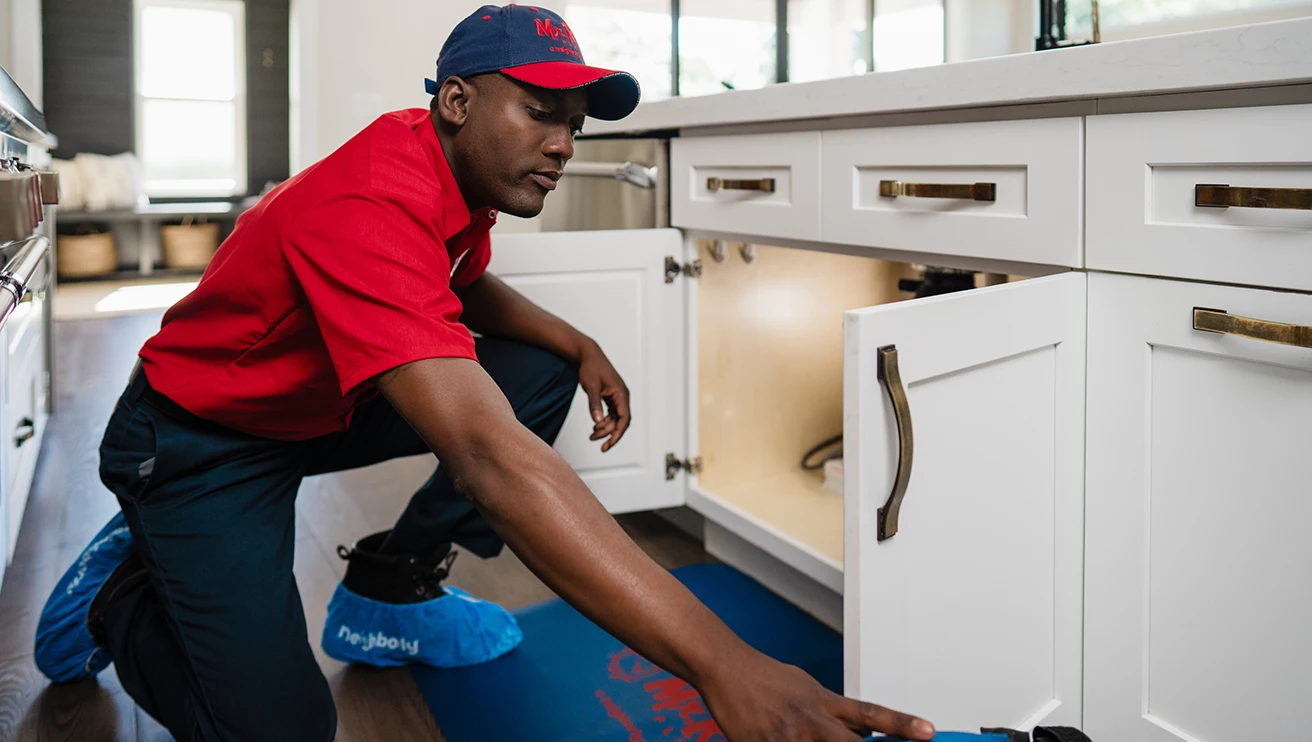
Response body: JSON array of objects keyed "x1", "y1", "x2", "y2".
[{"x1": 0, "y1": 311, "x2": 711, "y2": 741}]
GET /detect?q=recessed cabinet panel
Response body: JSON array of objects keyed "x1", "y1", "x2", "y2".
[
  {"x1": 1086, "y1": 272, "x2": 1312, "y2": 742},
  {"x1": 1087, "y1": 103, "x2": 1312, "y2": 292},
  {"x1": 822, "y1": 117, "x2": 1082, "y2": 267},
  {"x1": 487, "y1": 228, "x2": 687, "y2": 515},
  {"x1": 671, "y1": 131, "x2": 822, "y2": 241},
  {"x1": 844, "y1": 273, "x2": 1086, "y2": 730}
]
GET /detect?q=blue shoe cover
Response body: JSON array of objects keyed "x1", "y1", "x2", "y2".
[
  {"x1": 321, "y1": 583, "x2": 523, "y2": 668},
  {"x1": 34, "y1": 512, "x2": 135, "y2": 683}
]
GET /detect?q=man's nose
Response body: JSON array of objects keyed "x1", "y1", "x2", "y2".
[{"x1": 544, "y1": 125, "x2": 574, "y2": 162}]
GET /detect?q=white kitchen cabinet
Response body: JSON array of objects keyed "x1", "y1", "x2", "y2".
[
  {"x1": 501, "y1": 54, "x2": 1310, "y2": 738},
  {"x1": 3, "y1": 249, "x2": 49, "y2": 565},
  {"x1": 1085, "y1": 272, "x2": 1312, "y2": 742},
  {"x1": 489, "y1": 224, "x2": 1090, "y2": 728},
  {"x1": 485, "y1": 229, "x2": 686, "y2": 515},
  {"x1": 844, "y1": 273, "x2": 1086, "y2": 730}
]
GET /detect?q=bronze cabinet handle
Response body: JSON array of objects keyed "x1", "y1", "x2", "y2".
[
  {"x1": 876, "y1": 345, "x2": 914, "y2": 542},
  {"x1": 1194, "y1": 184, "x2": 1312, "y2": 211},
  {"x1": 879, "y1": 180, "x2": 997, "y2": 202},
  {"x1": 14, "y1": 417, "x2": 34, "y2": 447},
  {"x1": 706, "y1": 177, "x2": 776, "y2": 193},
  {"x1": 38, "y1": 171, "x2": 59, "y2": 205},
  {"x1": 1193, "y1": 308, "x2": 1312, "y2": 349}
]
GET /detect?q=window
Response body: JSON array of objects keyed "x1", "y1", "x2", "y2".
[
  {"x1": 563, "y1": 0, "x2": 953, "y2": 99},
  {"x1": 1066, "y1": 0, "x2": 1311, "y2": 31},
  {"x1": 788, "y1": 0, "x2": 870, "y2": 83},
  {"x1": 563, "y1": 1, "x2": 674, "y2": 102},
  {"x1": 872, "y1": 0, "x2": 944, "y2": 72},
  {"x1": 135, "y1": 0, "x2": 246, "y2": 198},
  {"x1": 678, "y1": 0, "x2": 777, "y2": 97}
]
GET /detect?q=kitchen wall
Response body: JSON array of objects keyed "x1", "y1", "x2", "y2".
[
  {"x1": 0, "y1": 0, "x2": 11, "y2": 79},
  {"x1": 42, "y1": 0, "x2": 132, "y2": 157},
  {"x1": 2, "y1": 0, "x2": 43, "y2": 107},
  {"x1": 40, "y1": 0, "x2": 289, "y2": 194},
  {"x1": 291, "y1": 0, "x2": 555, "y2": 232},
  {"x1": 290, "y1": 0, "x2": 482, "y2": 173},
  {"x1": 946, "y1": 0, "x2": 1034, "y2": 61}
]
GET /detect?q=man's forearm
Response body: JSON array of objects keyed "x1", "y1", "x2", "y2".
[
  {"x1": 462, "y1": 419, "x2": 749, "y2": 687},
  {"x1": 377, "y1": 359, "x2": 751, "y2": 690},
  {"x1": 456, "y1": 272, "x2": 595, "y2": 362}
]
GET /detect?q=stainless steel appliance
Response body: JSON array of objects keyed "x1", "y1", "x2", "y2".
[
  {"x1": 533, "y1": 138, "x2": 666, "y2": 232},
  {"x1": 0, "y1": 63, "x2": 57, "y2": 580}
]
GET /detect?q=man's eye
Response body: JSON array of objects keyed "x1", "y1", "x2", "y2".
[{"x1": 528, "y1": 107, "x2": 551, "y2": 121}]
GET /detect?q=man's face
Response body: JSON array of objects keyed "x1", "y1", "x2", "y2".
[{"x1": 438, "y1": 74, "x2": 588, "y2": 218}]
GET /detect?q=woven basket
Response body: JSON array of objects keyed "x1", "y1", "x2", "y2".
[
  {"x1": 57, "y1": 231, "x2": 117, "y2": 278},
  {"x1": 161, "y1": 217, "x2": 219, "y2": 269}
]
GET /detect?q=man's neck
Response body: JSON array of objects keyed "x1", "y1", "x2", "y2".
[{"x1": 431, "y1": 112, "x2": 485, "y2": 214}]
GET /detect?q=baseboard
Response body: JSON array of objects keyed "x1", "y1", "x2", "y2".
[
  {"x1": 703, "y1": 521, "x2": 843, "y2": 633},
  {"x1": 652, "y1": 506, "x2": 705, "y2": 542}
]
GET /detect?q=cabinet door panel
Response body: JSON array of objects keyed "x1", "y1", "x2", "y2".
[
  {"x1": 843, "y1": 273, "x2": 1085, "y2": 730},
  {"x1": 1086, "y1": 273, "x2": 1312, "y2": 742},
  {"x1": 487, "y1": 228, "x2": 686, "y2": 514}
]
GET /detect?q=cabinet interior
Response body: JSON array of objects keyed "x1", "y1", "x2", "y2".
[{"x1": 693, "y1": 239, "x2": 1023, "y2": 566}]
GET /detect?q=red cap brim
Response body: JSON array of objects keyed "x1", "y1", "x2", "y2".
[{"x1": 501, "y1": 61, "x2": 640, "y2": 121}]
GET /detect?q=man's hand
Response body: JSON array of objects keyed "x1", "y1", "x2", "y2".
[
  {"x1": 577, "y1": 340, "x2": 631, "y2": 452},
  {"x1": 456, "y1": 273, "x2": 632, "y2": 451},
  {"x1": 704, "y1": 653, "x2": 935, "y2": 741}
]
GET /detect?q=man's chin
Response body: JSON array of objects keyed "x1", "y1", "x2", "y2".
[{"x1": 496, "y1": 195, "x2": 547, "y2": 220}]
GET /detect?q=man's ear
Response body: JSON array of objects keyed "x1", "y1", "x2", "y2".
[{"x1": 436, "y1": 76, "x2": 475, "y2": 127}]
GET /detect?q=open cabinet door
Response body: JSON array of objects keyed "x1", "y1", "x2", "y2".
[
  {"x1": 843, "y1": 273, "x2": 1086, "y2": 731},
  {"x1": 486, "y1": 229, "x2": 686, "y2": 514}
]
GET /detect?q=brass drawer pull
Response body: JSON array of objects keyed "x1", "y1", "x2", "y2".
[
  {"x1": 880, "y1": 180, "x2": 996, "y2": 202},
  {"x1": 1193, "y1": 308, "x2": 1312, "y2": 349},
  {"x1": 1194, "y1": 184, "x2": 1312, "y2": 211},
  {"x1": 706, "y1": 177, "x2": 775, "y2": 193},
  {"x1": 877, "y1": 345, "x2": 914, "y2": 542}
]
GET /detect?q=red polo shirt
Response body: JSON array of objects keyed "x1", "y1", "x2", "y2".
[{"x1": 138, "y1": 108, "x2": 496, "y2": 440}]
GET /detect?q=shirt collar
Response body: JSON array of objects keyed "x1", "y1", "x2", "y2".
[{"x1": 413, "y1": 109, "x2": 498, "y2": 240}]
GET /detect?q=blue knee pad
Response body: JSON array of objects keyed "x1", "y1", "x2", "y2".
[
  {"x1": 34, "y1": 511, "x2": 136, "y2": 683},
  {"x1": 321, "y1": 583, "x2": 523, "y2": 668}
]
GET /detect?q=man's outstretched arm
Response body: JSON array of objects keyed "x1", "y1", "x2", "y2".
[{"x1": 376, "y1": 356, "x2": 935, "y2": 742}]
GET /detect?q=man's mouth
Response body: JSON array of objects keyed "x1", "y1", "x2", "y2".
[{"x1": 530, "y1": 171, "x2": 561, "y2": 191}]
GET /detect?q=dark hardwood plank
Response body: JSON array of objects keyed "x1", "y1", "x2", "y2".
[{"x1": 0, "y1": 657, "x2": 136, "y2": 742}]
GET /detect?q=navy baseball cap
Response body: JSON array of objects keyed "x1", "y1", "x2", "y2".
[{"x1": 425, "y1": 4, "x2": 641, "y2": 121}]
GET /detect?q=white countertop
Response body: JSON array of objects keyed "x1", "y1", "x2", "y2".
[{"x1": 585, "y1": 16, "x2": 1312, "y2": 136}]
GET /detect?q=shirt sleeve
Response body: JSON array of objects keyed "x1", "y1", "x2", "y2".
[
  {"x1": 450, "y1": 229, "x2": 491, "y2": 289},
  {"x1": 282, "y1": 193, "x2": 478, "y2": 396}
]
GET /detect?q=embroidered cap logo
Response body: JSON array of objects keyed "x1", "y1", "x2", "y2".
[{"x1": 534, "y1": 16, "x2": 583, "y2": 59}]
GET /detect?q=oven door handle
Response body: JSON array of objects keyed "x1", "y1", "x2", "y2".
[{"x1": 0, "y1": 234, "x2": 50, "y2": 329}]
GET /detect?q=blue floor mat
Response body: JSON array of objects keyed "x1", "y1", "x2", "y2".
[{"x1": 411, "y1": 562, "x2": 842, "y2": 742}]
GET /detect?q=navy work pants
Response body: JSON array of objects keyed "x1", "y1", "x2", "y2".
[{"x1": 97, "y1": 337, "x2": 578, "y2": 741}]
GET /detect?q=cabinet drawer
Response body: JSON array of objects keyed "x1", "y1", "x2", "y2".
[
  {"x1": 1087, "y1": 104, "x2": 1312, "y2": 292},
  {"x1": 820, "y1": 117, "x2": 1082, "y2": 267},
  {"x1": 670, "y1": 131, "x2": 821, "y2": 242}
]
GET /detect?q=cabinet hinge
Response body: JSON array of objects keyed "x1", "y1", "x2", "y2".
[
  {"x1": 665, "y1": 453, "x2": 703, "y2": 480},
  {"x1": 664, "y1": 256, "x2": 703, "y2": 283}
]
